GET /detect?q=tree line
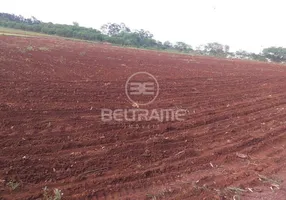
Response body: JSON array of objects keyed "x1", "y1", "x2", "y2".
[{"x1": 1, "y1": 13, "x2": 286, "y2": 63}]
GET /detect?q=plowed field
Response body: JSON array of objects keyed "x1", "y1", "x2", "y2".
[{"x1": 0, "y1": 35, "x2": 286, "y2": 199}]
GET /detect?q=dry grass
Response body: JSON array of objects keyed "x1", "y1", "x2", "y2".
[
  {"x1": 43, "y1": 186, "x2": 63, "y2": 200},
  {"x1": 6, "y1": 180, "x2": 20, "y2": 191},
  {"x1": 0, "y1": 27, "x2": 50, "y2": 37}
]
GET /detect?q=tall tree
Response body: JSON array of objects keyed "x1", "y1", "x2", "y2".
[
  {"x1": 174, "y1": 42, "x2": 192, "y2": 52},
  {"x1": 163, "y1": 41, "x2": 173, "y2": 49},
  {"x1": 262, "y1": 47, "x2": 286, "y2": 63},
  {"x1": 100, "y1": 23, "x2": 130, "y2": 36},
  {"x1": 201, "y1": 42, "x2": 229, "y2": 57},
  {"x1": 72, "y1": 21, "x2": 79, "y2": 27}
]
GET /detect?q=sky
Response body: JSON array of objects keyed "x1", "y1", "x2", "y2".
[{"x1": 1, "y1": 0, "x2": 286, "y2": 53}]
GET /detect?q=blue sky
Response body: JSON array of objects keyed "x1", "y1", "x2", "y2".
[{"x1": 2, "y1": 0, "x2": 286, "y2": 53}]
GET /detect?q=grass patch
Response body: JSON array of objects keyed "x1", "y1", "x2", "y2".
[
  {"x1": 0, "y1": 27, "x2": 50, "y2": 37},
  {"x1": 258, "y1": 174, "x2": 282, "y2": 190},
  {"x1": 43, "y1": 186, "x2": 63, "y2": 200},
  {"x1": 7, "y1": 180, "x2": 20, "y2": 191},
  {"x1": 26, "y1": 46, "x2": 34, "y2": 51},
  {"x1": 146, "y1": 189, "x2": 172, "y2": 199},
  {"x1": 39, "y1": 46, "x2": 50, "y2": 51},
  {"x1": 215, "y1": 186, "x2": 249, "y2": 200},
  {"x1": 79, "y1": 51, "x2": 86, "y2": 56}
]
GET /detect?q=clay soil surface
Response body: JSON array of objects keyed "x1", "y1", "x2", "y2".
[{"x1": 1, "y1": 35, "x2": 286, "y2": 200}]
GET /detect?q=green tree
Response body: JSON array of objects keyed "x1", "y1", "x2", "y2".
[
  {"x1": 100, "y1": 23, "x2": 130, "y2": 36},
  {"x1": 262, "y1": 47, "x2": 286, "y2": 63},
  {"x1": 174, "y1": 42, "x2": 192, "y2": 52},
  {"x1": 201, "y1": 42, "x2": 229, "y2": 57},
  {"x1": 72, "y1": 21, "x2": 79, "y2": 27},
  {"x1": 163, "y1": 41, "x2": 173, "y2": 49},
  {"x1": 235, "y1": 50, "x2": 251, "y2": 59}
]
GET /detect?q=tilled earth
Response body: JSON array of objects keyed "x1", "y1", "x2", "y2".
[{"x1": 0, "y1": 35, "x2": 286, "y2": 199}]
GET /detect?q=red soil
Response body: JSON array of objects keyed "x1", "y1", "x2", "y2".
[{"x1": 0, "y1": 35, "x2": 286, "y2": 200}]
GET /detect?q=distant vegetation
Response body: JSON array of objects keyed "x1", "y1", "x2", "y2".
[{"x1": 1, "y1": 12, "x2": 286, "y2": 63}]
